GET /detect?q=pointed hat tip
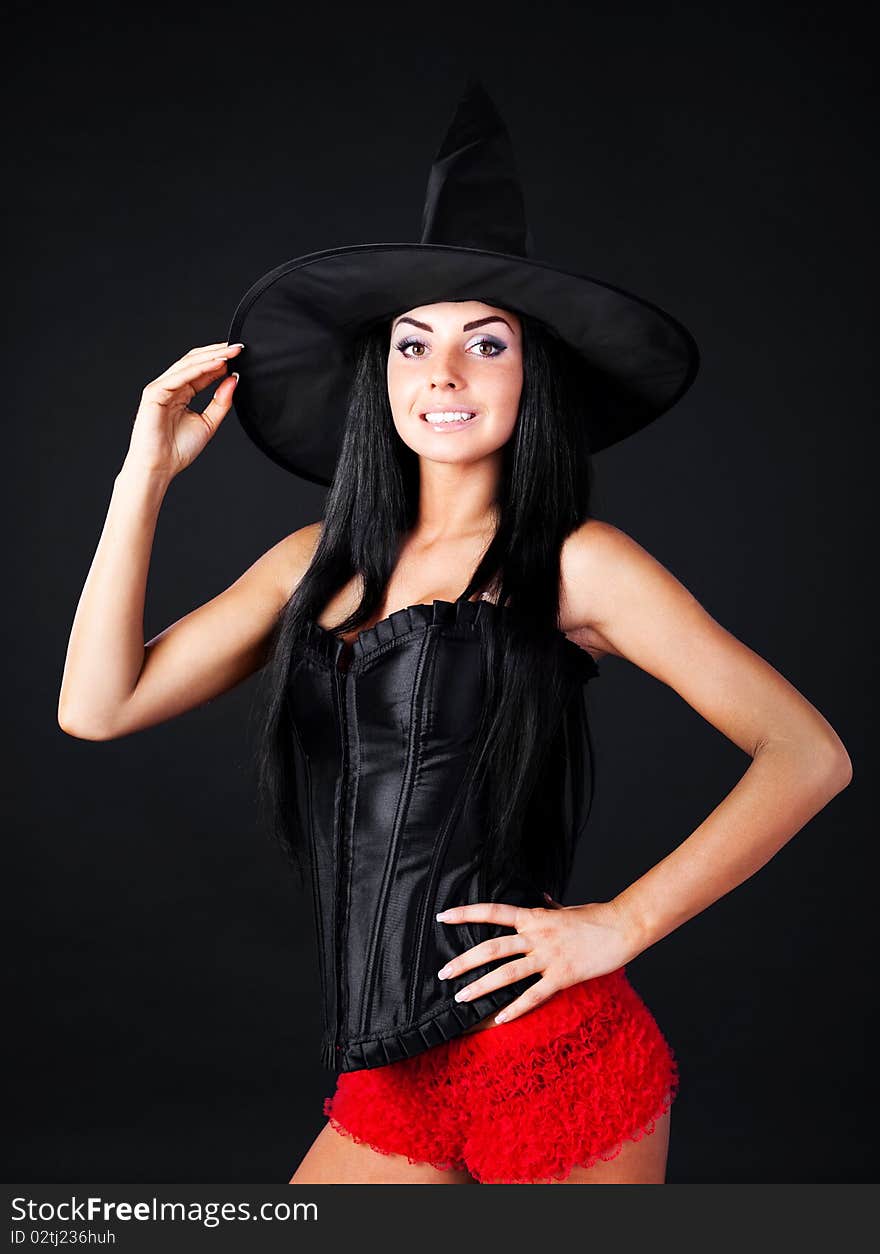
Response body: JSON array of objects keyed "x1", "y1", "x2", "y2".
[
  {"x1": 459, "y1": 74, "x2": 494, "y2": 106},
  {"x1": 444, "y1": 74, "x2": 504, "y2": 138}
]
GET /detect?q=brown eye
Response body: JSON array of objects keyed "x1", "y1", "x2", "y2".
[
  {"x1": 394, "y1": 337, "x2": 427, "y2": 358},
  {"x1": 469, "y1": 337, "x2": 506, "y2": 358}
]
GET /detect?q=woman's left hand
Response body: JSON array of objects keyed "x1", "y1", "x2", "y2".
[{"x1": 436, "y1": 896, "x2": 641, "y2": 1024}]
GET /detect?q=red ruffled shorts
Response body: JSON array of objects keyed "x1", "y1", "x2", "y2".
[{"x1": 322, "y1": 966, "x2": 679, "y2": 1184}]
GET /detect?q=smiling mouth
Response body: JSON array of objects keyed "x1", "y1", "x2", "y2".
[{"x1": 420, "y1": 410, "x2": 479, "y2": 427}]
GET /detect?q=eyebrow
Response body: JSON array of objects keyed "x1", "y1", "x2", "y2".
[{"x1": 392, "y1": 314, "x2": 516, "y2": 335}]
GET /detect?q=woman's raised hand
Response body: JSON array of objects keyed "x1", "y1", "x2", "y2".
[{"x1": 126, "y1": 341, "x2": 244, "y2": 481}]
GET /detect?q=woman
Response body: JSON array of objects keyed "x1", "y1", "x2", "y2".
[{"x1": 58, "y1": 86, "x2": 852, "y2": 1184}]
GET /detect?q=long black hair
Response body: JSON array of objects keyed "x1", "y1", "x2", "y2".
[{"x1": 248, "y1": 300, "x2": 600, "y2": 901}]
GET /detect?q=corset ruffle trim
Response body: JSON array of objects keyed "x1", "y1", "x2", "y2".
[
  {"x1": 297, "y1": 597, "x2": 598, "y2": 680},
  {"x1": 323, "y1": 975, "x2": 545, "y2": 1072}
]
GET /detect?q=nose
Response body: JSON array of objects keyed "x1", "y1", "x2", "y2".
[{"x1": 430, "y1": 347, "x2": 466, "y2": 390}]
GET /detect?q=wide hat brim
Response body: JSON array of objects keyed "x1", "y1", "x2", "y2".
[{"x1": 226, "y1": 240, "x2": 700, "y2": 487}]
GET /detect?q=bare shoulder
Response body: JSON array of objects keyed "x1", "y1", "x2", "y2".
[
  {"x1": 559, "y1": 517, "x2": 640, "y2": 581},
  {"x1": 269, "y1": 520, "x2": 324, "y2": 606},
  {"x1": 558, "y1": 518, "x2": 657, "y2": 660}
]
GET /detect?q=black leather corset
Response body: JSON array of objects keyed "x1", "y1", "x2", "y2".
[{"x1": 285, "y1": 595, "x2": 599, "y2": 1072}]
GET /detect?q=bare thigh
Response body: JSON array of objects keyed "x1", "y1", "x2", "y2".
[
  {"x1": 290, "y1": 1108, "x2": 670, "y2": 1184},
  {"x1": 289, "y1": 1119, "x2": 477, "y2": 1185},
  {"x1": 544, "y1": 1109, "x2": 671, "y2": 1185}
]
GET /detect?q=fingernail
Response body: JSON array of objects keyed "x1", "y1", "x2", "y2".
[
  {"x1": 437, "y1": 966, "x2": 452, "y2": 980},
  {"x1": 495, "y1": 1012, "x2": 508, "y2": 1024},
  {"x1": 436, "y1": 911, "x2": 450, "y2": 921},
  {"x1": 231, "y1": 372, "x2": 239, "y2": 383},
  {"x1": 454, "y1": 989, "x2": 470, "y2": 1002}
]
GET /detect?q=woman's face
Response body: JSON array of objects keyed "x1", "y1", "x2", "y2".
[{"x1": 386, "y1": 300, "x2": 522, "y2": 465}]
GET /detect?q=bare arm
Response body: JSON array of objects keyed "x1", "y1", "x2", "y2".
[
  {"x1": 559, "y1": 519, "x2": 853, "y2": 953},
  {"x1": 57, "y1": 338, "x2": 320, "y2": 740}
]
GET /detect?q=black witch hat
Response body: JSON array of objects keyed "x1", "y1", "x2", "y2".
[{"x1": 226, "y1": 79, "x2": 699, "y2": 486}]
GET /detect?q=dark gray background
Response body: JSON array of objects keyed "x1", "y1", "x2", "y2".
[{"x1": 7, "y1": 0, "x2": 876, "y2": 1182}]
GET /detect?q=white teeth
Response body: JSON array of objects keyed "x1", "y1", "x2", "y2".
[{"x1": 423, "y1": 411, "x2": 476, "y2": 423}]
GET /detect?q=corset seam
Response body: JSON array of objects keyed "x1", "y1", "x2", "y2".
[
  {"x1": 405, "y1": 652, "x2": 493, "y2": 1022},
  {"x1": 357, "y1": 628, "x2": 436, "y2": 1035},
  {"x1": 331, "y1": 666, "x2": 356, "y2": 1065},
  {"x1": 405, "y1": 747, "x2": 482, "y2": 1024}
]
